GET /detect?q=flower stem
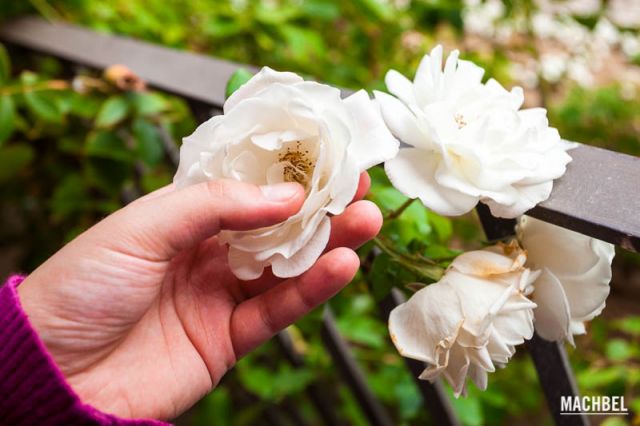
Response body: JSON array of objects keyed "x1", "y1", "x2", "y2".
[
  {"x1": 372, "y1": 236, "x2": 444, "y2": 282},
  {"x1": 384, "y1": 198, "x2": 416, "y2": 221},
  {"x1": 0, "y1": 80, "x2": 70, "y2": 96}
]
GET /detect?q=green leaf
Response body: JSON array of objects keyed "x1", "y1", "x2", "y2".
[
  {"x1": 352, "y1": 0, "x2": 395, "y2": 21},
  {"x1": 369, "y1": 253, "x2": 395, "y2": 301},
  {"x1": 237, "y1": 363, "x2": 315, "y2": 401},
  {"x1": 606, "y1": 339, "x2": 634, "y2": 361},
  {"x1": 337, "y1": 315, "x2": 386, "y2": 348},
  {"x1": 449, "y1": 390, "x2": 484, "y2": 426},
  {"x1": 96, "y1": 96, "x2": 130, "y2": 128},
  {"x1": 22, "y1": 73, "x2": 64, "y2": 124},
  {"x1": 86, "y1": 131, "x2": 133, "y2": 162},
  {"x1": 0, "y1": 144, "x2": 35, "y2": 183},
  {"x1": 613, "y1": 316, "x2": 640, "y2": 336},
  {"x1": 225, "y1": 68, "x2": 253, "y2": 99},
  {"x1": 301, "y1": 1, "x2": 340, "y2": 20},
  {"x1": 368, "y1": 252, "x2": 417, "y2": 301},
  {"x1": 132, "y1": 118, "x2": 164, "y2": 166},
  {"x1": 131, "y1": 92, "x2": 168, "y2": 116},
  {"x1": 0, "y1": 95, "x2": 16, "y2": 146},
  {"x1": 578, "y1": 366, "x2": 625, "y2": 389},
  {"x1": 51, "y1": 174, "x2": 89, "y2": 220},
  {"x1": 141, "y1": 169, "x2": 172, "y2": 193},
  {"x1": 427, "y1": 210, "x2": 453, "y2": 242},
  {"x1": 0, "y1": 43, "x2": 10, "y2": 84},
  {"x1": 204, "y1": 18, "x2": 245, "y2": 38},
  {"x1": 86, "y1": 158, "x2": 132, "y2": 194},
  {"x1": 66, "y1": 92, "x2": 102, "y2": 119},
  {"x1": 280, "y1": 25, "x2": 327, "y2": 61}
]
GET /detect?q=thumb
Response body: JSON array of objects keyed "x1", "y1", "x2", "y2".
[{"x1": 99, "y1": 180, "x2": 305, "y2": 260}]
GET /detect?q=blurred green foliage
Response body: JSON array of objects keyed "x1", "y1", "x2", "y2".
[{"x1": 1, "y1": 1, "x2": 640, "y2": 425}]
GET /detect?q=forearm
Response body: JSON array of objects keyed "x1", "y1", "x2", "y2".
[{"x1": 0, "y1": 275, "x2": 168, "y2": 426}]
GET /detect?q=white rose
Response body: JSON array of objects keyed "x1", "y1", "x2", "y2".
[
  {"x1": 517, "y1": 216, "x2": 615, "y2": 345},
  {"x1": 374, "y1": 45, "x2": 574, "y2": 218},
  {"x1": 388, "y1": 244, "x2": 538, "y2": 396},
  {"x1": 173, "y1": 67, "x2": 398, "y2": 280}
]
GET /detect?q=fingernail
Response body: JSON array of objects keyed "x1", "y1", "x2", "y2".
[{"x1": 260, "y1": 183, "x2": 301, "y2": 202}]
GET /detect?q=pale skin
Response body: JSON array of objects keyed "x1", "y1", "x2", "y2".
[{"x1": 17, "y1": 172, "x2": 381, "y2": 421}]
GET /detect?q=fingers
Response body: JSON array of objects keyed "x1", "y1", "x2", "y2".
[
  {"x1": 353, "y1": 172, "x2": 371, "y2": 202},
  {"x1": 132, "y1": 183, "x2": 176, "y2": 203},
  {"x1": 326, "y1": 200, "x2": 382, "y2": 251},
  {"x1": 101, "y1": 180, "x2": 305, "y2": 260},
  {"x1": 239, "y1": 199, "x2": 382, "y2": 298},
  {"x1": 230, "y1": 248, "x2": 359, "y2": 358}
]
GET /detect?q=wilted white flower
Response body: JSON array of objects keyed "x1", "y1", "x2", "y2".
[
  {"x1": 567, "y1": 58, "x2": 595, "y2": 87},
  {"x1": 174, "y1": 67, "x2": 398, "y2": 279},
  {"x1": 608, "y1": 0, "x2": 640, "y2": 29},
  {"x1": 540, "y1": 52, "x2": 568, "y2": 83},
  {"x1": 535, "y1": 0, "x2": 601, "y2": 17},
  {"x1": 389, "y1": 244, "x2": 538, "y2": 396},
  {"x1": 517, "y1": 216, "x2": 615, "y2": 345},
  {"x1": 462, "y1": 0, "x2": 505, "y2": 38},
  {"x1": 510, "y1": 61, "x2": 539, "y2": 89},
  {"x1": 375, "y1": 45, "x2": 573, "y2": 218},
  {"x1": 594, "y1": 18, "x2": 620, "y2": 47},
  {"x1": 621, "y1": 32, "x2": 640, "y2": 57}
]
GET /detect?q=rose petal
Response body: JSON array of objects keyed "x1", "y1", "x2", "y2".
[
  {"x1": 385, "y1": 69, "x2": 416, "y2": 105},
  {"x1": 344, "y1": 90, "x2": 399, "y2": 171},
  {"x1": 389, "y1": 281, "x2": 464, "y2": 365},
  {"x1": 384, "y1": 148, "x2": 479, "y2": 216},
  {"x1": 531, "y1": 268, "x2": 573, "y2": 345},
  {"x1": 224, "y1": 67, "x2": 303, "y2": 113},
  {"x1": 270, "y1": 216, "x2": 332, "y2": 278},
  {"x1": 374, "y1": 91, "x2": 432, "y2": 149}
]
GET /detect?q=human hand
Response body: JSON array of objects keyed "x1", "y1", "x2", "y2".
[{"x1": 17, "y1": 173, "x2": 381, "y2": 421}]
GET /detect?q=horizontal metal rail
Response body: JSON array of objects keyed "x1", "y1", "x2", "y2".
[
  {"x1": 2, "y1": 16, "x2": 638, "y2": 252},
  {"x1": 3, "y1": 16, "x2": 639, "y2": 426},
  {"x1": 476, "y1": 203, "x2": 588, "y2": 426}
]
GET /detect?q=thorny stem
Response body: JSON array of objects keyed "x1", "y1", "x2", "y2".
[
  {"x1": 372, "y1": 236, "x2": 444, "y2": 282},
  {"x1": 0, "y1": 80, "x2": 69, "y2": 96},
  {"x1": 384, "y1": 198, "x2": 416, "y2": 221}
]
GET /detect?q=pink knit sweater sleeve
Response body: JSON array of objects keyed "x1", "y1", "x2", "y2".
[{"x1": 0, "y1": 275, "x2": 170, "y2": 426}]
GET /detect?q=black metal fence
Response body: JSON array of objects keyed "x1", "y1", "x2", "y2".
[{"x1": 2, "y1": 16, "x2": 639, "y2": 426}]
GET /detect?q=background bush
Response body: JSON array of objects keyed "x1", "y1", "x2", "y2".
[{"x1": 1, "y1": 1, "x2": 639, "y2": 425}]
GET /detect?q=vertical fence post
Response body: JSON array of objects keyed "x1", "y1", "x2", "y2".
[
  {"x1": 275, "y1": 332, "x2": 342, "y2": 426},
  {"x1": 475, "y1": 203, "x2": 589, "y2": 426},
  {"x1": 321, "y1": 307, "x2": 395, "y2": 426},
  {"x1": 378, "y1": 289, "x2": 461, "y2": 426}
]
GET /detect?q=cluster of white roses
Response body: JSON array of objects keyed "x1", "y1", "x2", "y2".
[
  {"x1": 463, "y1": 0, "x2": 640, "y2": 89},
  {"x1": 390, "y1": 217, "x2": 614, "y2": 396},
  {"x1": 174, "y1": 45, "x2": 615, "y2": 395}
]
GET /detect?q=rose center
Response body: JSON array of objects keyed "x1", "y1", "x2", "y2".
[
  {"x1": 277, "y1": 141, "x2": 315, "y2": 188},
  {"x1": 454, "y1": 113, "x2": 467, "y2": 129}
]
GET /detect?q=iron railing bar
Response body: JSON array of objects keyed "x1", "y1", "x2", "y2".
[
  {"x1": 0, "y1": 16, "x2": 257, "y2": 106},
  {"x1": 529, "y1": 144, "x2": 640, "y2": 252},
  {"x1": 476, "y1": 202, "x2": 589, "y2": 426},
  {"x1": 321, "y1": 307, "x2": 394, "y2": 426},
  {"x1": 525, "y1": 335, "x2": 588, "y2": 426},
  {"x1": 378, "y1": 289, "x2": 461, "y2": 426},
  {"x1": 275, "y1": 332, "x2": 342, "y2": 426},
  {"x1": 2, "y1": 17, "x2": 637, "y2": 252}
]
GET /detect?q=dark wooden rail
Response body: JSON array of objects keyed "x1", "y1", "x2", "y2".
[{"x1": 3, "y1": 16, "x2": 639, "y2": 426}]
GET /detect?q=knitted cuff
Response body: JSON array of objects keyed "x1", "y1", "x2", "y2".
[{"x1": 0, "y1": 275, "x2": 169, "y2": 426}]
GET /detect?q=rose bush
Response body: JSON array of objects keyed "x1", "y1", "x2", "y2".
[
  {"x1": 388, "y1": 243, "x2": 539, "y2": 396},
  {"x1": 375, "y1": 45, "x2": 574, "y2": 218},
  {"x1": 517, "y1": 216, "x2": 615, "y2": 344},
  {"x1": 174, "y1": 67, "x2": 398, "y2": 279}
]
